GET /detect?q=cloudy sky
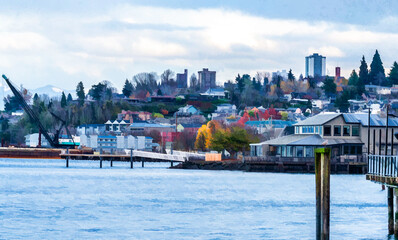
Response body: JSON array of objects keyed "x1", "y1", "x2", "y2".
[{"x1": 1, "y1": 0, "x2": 398, "y2": 91}]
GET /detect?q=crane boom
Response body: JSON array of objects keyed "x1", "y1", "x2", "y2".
[{"x1": 2, "y1": 74, "x2": 58, "y2": 147}]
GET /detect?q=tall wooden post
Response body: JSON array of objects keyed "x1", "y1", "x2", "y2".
[
  {"x1": 315, "y1": 148, "x2": 330, "y2": 240},
  {"x1": 315, "y1": 150, "x2": 321, "y2": 240},
  {"x1": 130, "y1": 149, "x2": 133, "y2": 169},
  {"x1": 388, "y1": 187, "x2": 394, "y2": 235},
  {"x1": 66, "y1": 148, "x2": 69, "y2": 168},
  {"x1": 142, "y1": 158, "x2": 144, "y2": 168},
  {"x1": 391, "y1": 129, "x2": 394, "y2": 156},
  {"x1": 394, "y1": 189, "x2": 398, "y2": 236},
  {"x1": 373, "y1": 129, "x2": 376, "y2": 154},
  {"x1": 100, "y1": 148, "x2": 103, "y2": 168}
]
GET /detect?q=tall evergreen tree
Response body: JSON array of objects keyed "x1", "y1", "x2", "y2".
[
  {"x1": 287, "y1": 69, "x2": 295, "y2": 81},
  {"x1": 389, "y1": 61, "x2": 398, "y2": 86},
  {"x1": 67, "y1": 93, "x2": 73, "y2": 102},
  {"x1": 359, "y1": 56, "x2": 369, "y2": 85},
  {"x1": 122, "y1": 79, "x2": 134, "y2": 98},
  {"x1": 348, "y1": 70, "x2": 359, "y2": 86},
  {"x1": 236, "y1": 74, "x2": 244, "y2": 92},
  {"x1": 61, "y1": 92, "x2": 67, "y2": 108},
  {"x1": 369, "y1": 50, "x2": 386, "y2": 85},
  {"x1": 76, "y1": 81, "x2": 85, "y2": 104}
]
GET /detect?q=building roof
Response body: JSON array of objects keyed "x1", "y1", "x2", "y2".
[
  {"x1": 130, "y1": 122, "x2": 175, "y2": 128},
  {"x1": 343, "y1": 113, "x2": 398, "y2": 127},
  {"x1": 294, "y1": 113, "x2": 341, "y2": 126},
  {"x1": 251, "y1": 134, "x2": 364, "y2": 147},
  {"x1": 251, "y1": 134, "x2": 325, "y2": 146},
  {"x1": 245, "y1": 120, "x2": 295, "y2": 129}
]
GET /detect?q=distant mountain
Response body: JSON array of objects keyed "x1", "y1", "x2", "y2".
[
  {"x1": 0, "y1": 84, "x2": 76, "y2": 110},
  {"x1": 31, "y1": 85, "x2": 76, "y2": 99}
]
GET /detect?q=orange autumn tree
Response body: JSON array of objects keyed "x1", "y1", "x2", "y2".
[{"x1": 194, "y1": 120, "x2": 222, "y2": 151}]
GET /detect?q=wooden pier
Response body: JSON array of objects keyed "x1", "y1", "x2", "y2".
[
  {"x1": 60, "y1": 150, "x2": 189, "y2": 168},
  {"x1": 367, "y1": 155, "x2": 398, "y2": 235}
]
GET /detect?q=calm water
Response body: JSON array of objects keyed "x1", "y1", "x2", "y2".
[{"x1": 0, "y1": 158, "x2": 390, "y2": 239}]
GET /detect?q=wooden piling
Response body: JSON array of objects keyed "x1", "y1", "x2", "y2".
[
  {"x1": 394, "y1": 189, "x2": 398, "y2": 236},
  {"x1": 110, "y1": 158, "x2": 113, "y2": 167},
  {"x1": 388, "y1": 187, "x2": 394, "y2": 235},
  {"x1": 142, "y1": 158, "x2": 144, "y2": 168},
  {"x1": 130, "y1": 149, "x2": 133, "y2": 169},
  {"x1": 100, "y1": 148, "x2": 103, "y2": 168},
  {"x1": 315, "y1": 148, "x2": 330, "y2": 240},
  {"x1": 66, "y1": 148, "x2": 69, "y2": 168},
  {"x1": 171, "y1": 161, "x2": 174, "y2": 167},
  {"x1": 315, "y1": 150, "x2": 321, "y2": 240}
]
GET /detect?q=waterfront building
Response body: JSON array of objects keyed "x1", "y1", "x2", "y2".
[
  {"x1": 105, "y1": 120, "x2": 130, "y2": 133},
  {"x1": 176, "y1": 69, "x2": 188, "y2": 89},
  {"x1": 305, "y1": 53, "x2": 326, "y2": 78},
  {"x1": 80, "y1": 135, "x2": 153, "y2": 152},
  {"x1": 25, "y1": 133, "x2": 50, "y2": 147},
  {"x1": 76, "y1": 124, "x2": 106, "y2": 136},
  {"x1": 198, "y1": 68, "x2": 216, "y2": 91},
  {"x1": 250, "y1": 113, "x2": 398, "y2": 163}
]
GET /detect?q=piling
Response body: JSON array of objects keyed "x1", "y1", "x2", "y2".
[
  {"x1": 388, "y1": 187, "x2": 394, "y2": 235},
  {"x1": 315, "y1": 148, "x2": 330, "y2": 240},
  {"x1": 66, "y1": 148, "x2": 69, "y2": 168},
  {"x1": 130, "y1": 149, "x2": 133, "y2": 169},
  {"x1": 171, "y1": 161, "x2": 174, "y2": 167},
  {"x1": 142, "y1": 158, "x2": 144, "y2": 168},
  {"x1": 110, "y1": 158, "x2": 113, "y2": 167},
  {"x1": 395, "y1": 189, "x2": 398, "y2": 236},
  {"x1": 100, "y1": 148, "x2": 103, "y2": 168}
]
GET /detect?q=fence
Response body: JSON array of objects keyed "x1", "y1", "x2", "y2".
[{"x1": 368, "y1": 155, "x2": 398, "y2": 177}]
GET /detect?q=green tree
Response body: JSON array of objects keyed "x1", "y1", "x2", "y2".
[
  {"x1": 89, "y1": 82, "x2": 106, "y2": 101},
  {"x1": 359, "y1": 55, "x2": 369, "y2": 85},
  {"x1": 369, "y1": 50, "x2": 386, "y2": 85},
  {"x1": 236, "y1": 74, "x2": 244, "y2": 92},
  {"x1": 288, "y1": 69, "x2": 295, "y2": 81},
  {"x1": 61, "y1": 91, "x2": 67, "y2": 108},
  {"x1": 322, "y1": 77, "x2": 336, "y2": 97},
  {"x1": 209, "y1": 129, "x2": 229, "y2": 152},
  {"x1": 348, "y1": 70, "x2": 359, "y2": 86},
  {"x1": 76, "y1": 81, "x2": 85, "y2": 104},
  {"x1": 122, "y1": 79, "x2": 134, "y2": 98},
  {"x1": 67, "y1": 93, "x2": 73, "y2": 102},
  {"x1": 335, "y1": 89, "x2": 354, "y2": 112},
  {"x1": 389, "y1": 61, "x2": 398, "y2": 86}
]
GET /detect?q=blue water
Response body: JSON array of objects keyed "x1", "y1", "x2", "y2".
[{"x1": 0, "y1": 158, "x2": 389, "y2": 239}]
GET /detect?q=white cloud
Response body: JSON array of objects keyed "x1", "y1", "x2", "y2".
[{"x1": 0, "y1": 4, "x2": 398, "y2": 90}]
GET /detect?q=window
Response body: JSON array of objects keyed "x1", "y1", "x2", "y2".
[
  {"x1": 295, "y1": 127, "x2": 299, "y2": 134},
  {"x1": 305, "y1": 146, "x2": 314, "y2": 157},
  {"x1": 324, "y1": 126, "x2": 331, "y2": 136},
  {"x1": 334, "y1": 126, "x2": 341, "y2": 136},
  {"x1": 350, "y1": 146, "x2": 356, "y2": 155},
  {"x1": 343, "y1": 146, "x2": 349, "y2": 154},
  {"x1": 286, "y1": 146, "x2": 293, "y2": 157},
  {"x1": 281, "y1": 146, "x2": 286, "y2": 157},
  {"x1": 352, "y1": 126, "x2": 359, "y2": 136},
  {"x1": 356, "y1": 146, "x2": 362, "y2": 154},
  {"x1": 343, "y1": 126, "x2": 350, "y2": 136},
  {"x1": 296, "y1": 146, "x2": 304, "y2": 157}
]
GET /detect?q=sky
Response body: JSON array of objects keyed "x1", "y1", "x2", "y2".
[{"x1": 1, "y1": 0, "x2": 398, "y2": 91}]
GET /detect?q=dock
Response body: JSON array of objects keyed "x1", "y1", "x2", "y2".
[{"x1": 60, "y1": 150, "x2": 204, "y2": 168}]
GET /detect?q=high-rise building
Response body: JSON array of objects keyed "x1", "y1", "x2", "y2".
[
  {"x1": 176, "y1": 69, "x2": 188, "y2": 88},
  {"x1": 305, "y1": 53, "x2": 326, "y2": 78},
  {"x1": 198, "y1": 68, "x2": 216, "y2": 91}
]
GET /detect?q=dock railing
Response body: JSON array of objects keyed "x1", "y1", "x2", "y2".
[{"x1": 368, "y1": 155, "x2": 398, "y2": 177}]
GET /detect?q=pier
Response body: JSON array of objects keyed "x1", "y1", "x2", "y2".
[{"x1": 60, "y1": 150, "x2": 204, "y2": 168}]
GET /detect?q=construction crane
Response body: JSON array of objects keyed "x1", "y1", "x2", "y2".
[{"x1": 2, "y1": 74, "x2": 77, "y2": 148}]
